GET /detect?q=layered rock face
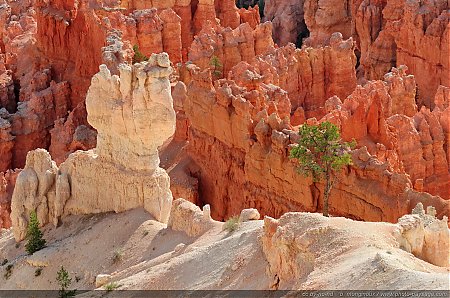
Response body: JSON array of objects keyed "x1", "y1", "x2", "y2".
[
  {"x1": 189, "y1": 23, "x2": 356, "y2": 119},
  {"x1": 265, "y1": 0, "x2": 449, "y2": 108},
  {"x1": 320, "y1": 66, "x2": 450, "y2": 199},
  {"x1": 182, "y1": 60, "x2": 448, "y2": 222},
  {"x1": 178, "y1": 18, "x2": 449, "y2": 223},
  {"x1": 0, "y1": 170, "x2": 18, "y2": 229},
  {"x1": 10, "y1": 54, "x2": 176, "y2": 241}
]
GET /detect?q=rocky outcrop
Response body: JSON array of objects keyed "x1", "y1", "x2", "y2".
[
  {"x1": 181, "y1": 61, "x2": 449, "y2": 223},
  {"x1": 396, "y1": 203, "x2": 449, "y2": 267},
  {"x1": 167, "y1": 198, "x2": 215, "y2": 237},
  {"x1": 262, "y1": 210, "x2": 448, "y2": 289},
  {"x1": 188, "y1": 22, "x2": 356, "y2": 118},
  {"x1": 280, "y1": 0, "x2": 449, "y2": 109},
  {"x1": 0, "y1": 170, "x2": 18, "y2": 229},
  {"x1": 320, "y1": 66, "x2": 449, "y2": 200},
  {"x1": 354, "y1": 0, "x2": 449, "y2": 105},
  {"x1": 108, "y1": 8, "x2": 183, "y2": 64},
  {"x1": 304, "y1": 0, "x2": 353, "y2": 46},
  {"x1": 11, "y1": 54, "x2": 176, "y2": 241},
  {"x1": 0, "y1": 113, "x2": 13, "y2": 172},
  {"x1": 264, "y1": 0, "x2": 307, "y2": 46}
]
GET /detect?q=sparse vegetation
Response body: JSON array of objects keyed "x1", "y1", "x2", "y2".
[
  {"x1": 4, "y1": 264, "x2": 13, "y2": 279},
  {"x1": 223, "y1": 216, "x2": 240, "y2": 233},
  {"x1": 112, "y1": 249, "x2": 123, "y2": 264},
  {"x1": 1, "y1": 259, "x2": 7, "y2": 266},
  {"x1": 289, "y1": 121, "x2": 354, "y2": 217},
  {"x1": 56, "y1": 266, "x2": 76, "y2": 298},
  {"x1": 132, "y1": 44, "x2": 148, "y2": 64},
  {"x1": 210, "y1": 55, "x2": 223, "y2": 79},
  {"x1": 105, "y1": 282, "x2": 121, "y2": 291},
  {"x1": 25, "y1": 211, "x2": 46, "y2": 255},
  {"x1": 35, "y1": 268, "x2": 42, "y2": 277},
  {"x1": 142, "y1": 230, "x2": 149, "y2": 237}
]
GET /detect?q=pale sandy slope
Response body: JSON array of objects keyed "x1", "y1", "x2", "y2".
[{"x1": 0, "y1": 208, "x2": 448, "y2": 292}]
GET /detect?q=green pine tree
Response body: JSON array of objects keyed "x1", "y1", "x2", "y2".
[
  {"x1": 25, "y1": 211, "x2": 46, "y2": 255},
  {"x1": 289, "y1": 121, "x2": 354, "y2": 217},
  {"x1": 210, "y1": 55, "x2": 223, "y2": 79},
  {"x1": 132, "y1": 44, "x2": 149, "y2": 64},
  {"x1": 56, "y1": 266, "x2": 76, "y2": 298}
]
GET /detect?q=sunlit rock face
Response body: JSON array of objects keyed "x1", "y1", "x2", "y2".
[{"x1": 11, "y1": 53, "x2": 176, "y2": 241}]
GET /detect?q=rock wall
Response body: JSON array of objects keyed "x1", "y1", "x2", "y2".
[
  {"x1": 10, "y1": 54, "x2": 176, "y2": 241},
  {"x1": 182, "y1": 61, "x2": 449, "y2": 223},
  {"x1": 264, "y1": 0, "x2": 306, "y2": 46},
  {"x1": 265, "y1": 0, "x2": 449, "y2": 108},
  {"x1": 189, "y1": 22, "x2": 356, "y2": 119},
  {"x1": 0, "y1": 170, "x2": 18, "y2": 229},
  {"x1": 396, "y1": 203, "x2": 449, "y2": 267}
]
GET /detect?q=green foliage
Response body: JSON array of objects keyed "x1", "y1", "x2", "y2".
[
  {"x1": 35, "y1": 268, "x2": 42, "y2": 277},
  {"x1": 25, "y1": 211, "x2": 46, "y2": 255},
  {"x1": 210, "y1": 55, "x2": 223, "y2": 78},
  {"x1": 112, "y1": 250, "x2": 123, "y2": 264},
  {"x1": 56, "y1": 266, "x2": 76, "y2": 298},
  {"x1": 289, "y1": 121, "x2": 354, "y2": 216},
  {"x1": 132, "y1": 44, "x2": 148, "y2": 64},
  {"x1": 105, "y1": 282, "x2": 121, "y2": 291},
  {"x1": 223, "y1": 216, "x2": 240, "y2": 233},
  {"x1": 4, "y1": 264, "x2": 13, "y2": 279},
  {"x1": 289, "y1": 122, "x2": 353, "y2": 180}
]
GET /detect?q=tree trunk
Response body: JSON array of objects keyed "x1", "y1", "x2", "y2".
[{"x1": 323, "y1": 170, "x2": 333, "y2": 217}]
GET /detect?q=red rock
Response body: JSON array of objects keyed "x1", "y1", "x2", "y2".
[
  {"x1": 304, "y1": 0, "x2": 353, "y2": 46},
  {"x1": 181, "y1": 60, "x2": 449, "y2": 223},
  {"x1": 0, "y1": 170, "x2": 19, "y2": 229},
  {"x1": 264, "y1": 0, "x2": 306, "y2": 46}
]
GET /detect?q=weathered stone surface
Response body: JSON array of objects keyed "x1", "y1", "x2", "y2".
[
  {"x1": 396, "y1": 203, "x2": 449, "y2": 267},
  {"x1": 264, "y1": 0, "x2": 306, "y2": 46},
  {"x1": 11, "y1": 55, "x2": 176, "y2": 241},
  {"x1": 180, "y1": 47, "x2": 448, "y2": 224},
  {"x1": 167, "y1": 198, "x2": 214, "y2": 237},
  {"x1": 0, "y1": 170, "x2": 18, "y2": 229}
]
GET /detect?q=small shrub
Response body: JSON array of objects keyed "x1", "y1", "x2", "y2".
[
  {"x1": 132, "y1": 44, "x2": 148, "y2": 64},
  {"x1": 210, "y1": 55, "x2": 223, "y2": 79},
  {"x1": 35, "y1": 268, "x2": 42, "y2": 277},
  {"x1": 142, "y1": 230, "x2": 149, "y2": 237},
  {"x1": 1, "y1": 259, "x2": 7, "y2": 266},
  {"x1": 15, "y1": 243, "x2": 20, "y2": 249},
  {"x1": 4, "y1": 264, "x2": 13, "y2": 279},
  {"x1": 112, "y1": 250, "x2": 123, "y2": 264},
  {"x1": 25, "y1": 211, "x2": 46, "y2": 255},
  {"x1": 56, "y1": 266, "x2": 76, "y2": 298},
  {"x1": 105, "y1": 282, "x2": 120, "y2": 291},
  {"x1": 223, "y1": 216, "x2": 240, "y2": 233}
]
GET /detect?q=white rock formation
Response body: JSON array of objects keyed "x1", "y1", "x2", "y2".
[
  {"x1": 239, "y1": 208, "x2": 260, "y2": 222},
  {"x1": 167, "y1": 198, "x2": 215, "y2": 237},
  {"x1": 396, "y1": 203, "x2": 449, "y2": 267},
  {"x1": 11, "y1": 53, "x2": 176, "y2": 241}
]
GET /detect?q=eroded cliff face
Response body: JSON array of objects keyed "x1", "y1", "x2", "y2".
[
  {"x1": 0, "y1": 0, "x2": 448, "y2": 233},
  {"x1": 10, "y1": 54, "x2": 176, "y2": 241},
  {"x1": 266, "y1": 0, "x2": 449, "y2": 107},
  {"x1": 182, "y1": 60, "x2": 449, "y2": 222}
]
